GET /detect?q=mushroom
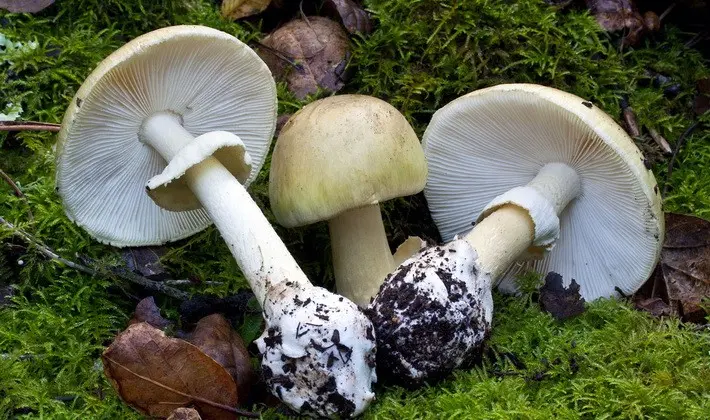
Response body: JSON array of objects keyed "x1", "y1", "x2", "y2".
[
  {"x1": 269, "y1": 94, "x2": 428, "y2": 307},
  {"x1": 368, "y1": 84, "x2": 664, "y2": 385},
  {"x1": 55, "y1": 25, "x2": 376, "y2": 418}
]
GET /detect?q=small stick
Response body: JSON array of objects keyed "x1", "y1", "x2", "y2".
[
  {"x1": 648, "y1": 128, "x2": 672, "y2": 154},
  {"x1": 299, "y1": 1, "x2": 326, "y2": 54},
  {"x1": 0, "y1": 216, "x2": 189, "y2": 301},
  {"x1": 0, "y1": 121, "x2": 61, "y2": 132},
  {"x1": 0, "y1": 168, "x2": 34, "y2": 221},
  {"x1": 620, "y1": 96, "x2": 641, "y2": 137},
  {"x1": 163, "y1": 279, "x2": 223, "y2": 287},
  {"x1": 663, "y1": 121, "x2": 700, "y2": 196},
  {"x1": 252, "y1": 41, "x2": 303, "y2": 69},
  {"x1": 658, "y1": 3, "x2": 676, "y2": 22}
]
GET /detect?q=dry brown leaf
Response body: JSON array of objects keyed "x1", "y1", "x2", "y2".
[
  {"x1": 221, "y1": 0, "x2": 271, "y2": 20},
  {"x1": 128, "y1": 296, "x2": 172, "y2": 330},
  {"x1": 258, "y1": 16, "x2": 350, "y2": 99},
  {"x1": 634, "y1": 297, "x2": 673, "y2": 318},
  {"x1": 102, "y1": 322, "x2": 240, "y2": 420},
  {"x1": 186, "y1": 314, "x2": 256, "y2": 403},
  {"x1": 584, "y1": 0, "x2": 659, "y2": 45},
  {"x1": 0, "y1": 0, "x2": 53, "y2": 13},
  {"x1": 122, "y1": 246, "x2": 167, "y2": 279},
  {"x1": 634, "y1": 213, "x2": 710, "y2": 322},
  {"x1": 539, "y1": 272, "x2": 586, "y2": 321},
  {"x1": 168, "y1": 407, "x2": 202, "y2": 420},
  {"x1": 323, "y1": 0, "x2": 373, "y2": 34}
]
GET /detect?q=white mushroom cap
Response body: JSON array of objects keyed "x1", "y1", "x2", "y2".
[
  {"x1": 423, "y1": 84, "x2": 664, "y2": 300},
  {"x1": 56, "y1": 25, "x2": 277, "y2": 246}
]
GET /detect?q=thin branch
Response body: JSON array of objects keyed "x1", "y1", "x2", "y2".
[
  {"x1": 663, "y1": 121, "x2": 700, "y2": 196},
  {"x1": 648, "y1": 128, "x2": 672, "y2": 155},
  {"x1": 299, "y1": 0, "x2": 326, "y2": 54},
  {"x1": 0, "y1": 216, "x2": 189, "y2": 300},
  {"x1": 0, "y1": 167, "x2": 34, "y2": 221},
  {"x1": 658, "y1": 3, "x2": 676, "y2": 22},
  {"x1": 163, "y1": 279, "x2": 223, "y2": 287},
  {"x1": 0, "y1": 121, "x2": 61, "y2": 132},
  {"x1": 251, "y1": 41, "x2": 303, "y2": 69}
]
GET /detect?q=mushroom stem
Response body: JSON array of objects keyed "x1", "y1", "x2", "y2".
[
  {"x1": 526, "y1": 162, "x2": 581, "y2": 214},
  {"x1": 141, "y1": 112, "x2": 310, "y2": 302},
  {"x1": 464, "y1": 204, "x2": 535, "y2": 280},
  {"x1": 464, "y1": 162, "x2": 581, "y2": 279},
  {"x1": 328, "y1": 203, "x2": 395, "y2": 307}
]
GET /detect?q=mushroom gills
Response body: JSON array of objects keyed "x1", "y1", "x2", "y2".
[{"x1": 466, "y1": 162, "x2": 582, "y2": 280}]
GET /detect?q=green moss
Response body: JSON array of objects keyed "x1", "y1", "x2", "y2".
[
  {"x1": 365, "y1": 296, "x2": 710, "y2": 419},
  {"x1": 1, "y1": 0, "x2": 709, "y2": 418}
]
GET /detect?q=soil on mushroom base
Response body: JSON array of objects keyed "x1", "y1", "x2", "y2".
[{"x1": 366, "y1": 245, "x2": 490, "y2": 387}]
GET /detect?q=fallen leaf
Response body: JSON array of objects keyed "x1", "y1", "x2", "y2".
[
  {"x1": 633, "y1": 296, "x2": 673, "y2": 318},
  {"x1": 186, "y1": 314, "x2": 256, "y2": 403},
  {"x1": 258, "y1": 16, "x2": 350, "y2": 99},
  {"x1": 0, "y1": 0, "x2": 54, "y2": 13},
  {"x1": 122, "y1": 246, "x2": 168, "y2": 280},
  {"x1": 584, "y1": 0, "x2": 658, "y2": 45},
  {"x1": 539, "y1": 272, "x2": 586, "y2": 320},
  {"x1": 322, "y1": 0, "x2": 373, "y2": 34},
  {"x1": 102, "y1": 322, "x2": 240, "y2": 419},
  {"x1": 221, "y1": 0, "x2": 271, "y2": 20},
  {"x1": 168, "y1": 407, "x2": 202, "y2": 420},
  {"x1": 128, "y1": 297, "x2": 172, "y2": 331},
  {"x1": 634, "y1": 213, "x2": 710, "y2": 322},
  {"x1": 660, "y1": 213, "x2": 710, "y2": 321}
]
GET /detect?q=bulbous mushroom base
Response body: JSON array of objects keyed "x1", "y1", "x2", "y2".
[
  {"x1": 255, "y1": 283, "x2": 377, "y2": 418},
  {"x1": 366, "y1": 240, "x2": 493, "y2": 386}
]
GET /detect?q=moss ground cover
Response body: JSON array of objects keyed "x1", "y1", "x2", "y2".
[{"x1": 1, "y1": 0, "x2": 709, "y2": 418}]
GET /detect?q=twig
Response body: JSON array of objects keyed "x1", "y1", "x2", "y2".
[
  {"x1": 658, "y1": 3, "x2": 676, "y2": 22},
  {"x1": 251, "y1": 41, "x2": 303, "y2": 69},
  {"x1": 685, "y1": 31, "x2": 708, "y2": 49},
  {"x1": 648, "y1": 128, "x2": 672, "y2": 155},
  {"x1": 163, "y1": 279, "x2": 223, "y2": 287},
  {"x1": 0, "y1": 167, "x2": 34, "y2": 221},
  {"x1": 0, "y1": 216, "x2": 189, "y2": 300},
  {"x1": 663, "y1": 121, "x2": 700, "y2": 196},
  {"x1": 299, "y1": 0, "x2": 326, "y2": 54},
  {"x1": 0, "y1": 121, "x2": 61, "y2": 132},
  {"x1": 620, "y1": 96, "x2": 640, "y2": 137}
]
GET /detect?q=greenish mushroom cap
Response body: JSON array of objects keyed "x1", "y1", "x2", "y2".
[{"x1": 269, "y1": 94, "x2": 427, "y2": 227}]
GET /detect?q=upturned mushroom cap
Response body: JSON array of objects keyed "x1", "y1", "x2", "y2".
[
  {"x1": 56, "y1": 25, "x2": 277, "y2": 246},
  {"x1": 423, "y1": 84, "x2": 664, "y2": 300},
  {"x1": 269, "y1": 94, "x2": 427, "y2": 227}
]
